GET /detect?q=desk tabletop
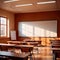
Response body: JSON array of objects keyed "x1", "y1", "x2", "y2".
[
  {"x1": 7, "y1": 41, "x2": 40, "y2": 44},
  {"x1": 51, "y1": 48, "x2": 60, "y2": 50},
  {"x1": 0, "y1": 43, "x2": 33, "y2": 47},
  {"x1": 0, "y1": 51, "x2": 30, "y2": 58},
  {"x1": 0, "y1": 43, "x2": 16, "y2": 46},
  {"x1": 17, "y1": 45, "x2": 34, "y2": 47}
]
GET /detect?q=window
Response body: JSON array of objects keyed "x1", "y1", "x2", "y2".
[{"x1": 0, "y1": 17, "x2": 9, "y2": 37}]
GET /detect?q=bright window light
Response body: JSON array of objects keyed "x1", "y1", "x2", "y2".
[
  {"x1": 15, "y1": 4, "x2": 33, "y2": 7},
  {"x1": 37, "y1": 1, "x2": 56, "y2": 4},
  {"x1": 4, "y1": 0, "x2": 19, "y2": 3},
  {"x1": 8, "y1": 19, "x2": 9, "y2": 37}
]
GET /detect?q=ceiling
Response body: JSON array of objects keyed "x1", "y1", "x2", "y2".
[{"x1": 0, "y1": 0, "x2": 60, "y2": 13}]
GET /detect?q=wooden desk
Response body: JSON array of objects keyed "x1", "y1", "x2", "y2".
[
  {"x1": 16, "y1": 45, "x2": 33, "y2": 53},
  {"x1": 0, "y1": 43, "x2": 16, "y2": 47},
  {"x1": 50, "y1": 40, "x2": 60, "y2": 48},
  {"x1": 52, "y1": 48, "x2": 60, "y2": 60},
  {"x1": 0, "y1": 43, "x2": 16, "y2": 51},
  {"x1": 7, "y1": 41, "x2": 41, "y2": 46},
  {"x1": 0, "y1": 43, "x2": 33, "y2": 48},
  {"x1": 7, "y1": 41, "x2": 21, "y2": 45},
  {"x1": 0, "y1": 51, "x2": 30, "y2": 60},
  {"x1": 0, "y1": 43, "x2": 33, "y2": 52}
]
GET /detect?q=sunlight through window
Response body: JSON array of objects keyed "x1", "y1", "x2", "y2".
[
  {"x1": 21, "y1": 24, "x2": 33, "y2": 37},
  {"x1": 34, "y1": 27, "x2": 45, "y2": 37},
  {"x1": 0, "y1": 17, "x2": 9, "y2": 37}
]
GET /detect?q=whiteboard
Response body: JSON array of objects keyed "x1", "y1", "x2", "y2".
[
  {"x1": 18, "y1": 20, "x2": 57, "y2": 37},
  {"x1": 10, "y1": 31, "x2": 16, "y2": 40}
]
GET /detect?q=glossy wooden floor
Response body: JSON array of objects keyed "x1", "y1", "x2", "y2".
[
  {"x1": 30, "y1": 47, "x2": 60, "y2": 60},
  {"x1": 0, "y1": 46, "x2": 60, "y2": 60}
]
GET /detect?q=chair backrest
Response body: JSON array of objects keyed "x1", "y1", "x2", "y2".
[
  {"x1": 1, "y1": 46, "x2": 8, "y2": 51},
  {"x1": 20, "y1": 47, "x2": 33, "y2": 52},
  {"x1": 50, "y1": 40, "x2": 60, "y2": 48}
]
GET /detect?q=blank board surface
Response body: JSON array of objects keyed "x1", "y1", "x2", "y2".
[
  {"x1": 10, "y1": 31, "x2": 16, "y2": 40},
  {"x1": 18, "y1": 20, "x2": 57, "y2": 37}
]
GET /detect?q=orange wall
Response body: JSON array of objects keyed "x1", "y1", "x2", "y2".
[
  {"x1": 0, "y1": 9, "x2": 15, "y2": 43},
  {"x1": 15, "y1": 11, "x2": 60, "y2": 41}
]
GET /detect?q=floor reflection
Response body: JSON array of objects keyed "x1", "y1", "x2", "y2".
[{"x1": 31, "y1": 47, "x2": 53, "y2": 60}]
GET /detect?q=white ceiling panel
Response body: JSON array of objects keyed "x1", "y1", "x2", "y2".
[{"x1": 0, "y1": 0, "x2": 60, "y2": 13}]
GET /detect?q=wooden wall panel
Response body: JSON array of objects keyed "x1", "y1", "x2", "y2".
[{"x1": 15, "y1": 11, "x2": 60, "y2": 38}]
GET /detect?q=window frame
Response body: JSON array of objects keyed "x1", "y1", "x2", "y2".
[{"x1": 0, "y1": 16, "x2": 9, "y2": 38}]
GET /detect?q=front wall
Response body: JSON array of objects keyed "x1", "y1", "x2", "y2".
[
  {"x1": 15, "y1": 11, "x2": 60, "y2": 37},
  {"x1": 15, "y1": 11, "x2": 60, "y2": 46}
]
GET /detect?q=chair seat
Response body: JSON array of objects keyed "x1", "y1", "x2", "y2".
[{"x1": 0, "y1": 56, "x2": 8, "y2": 60}]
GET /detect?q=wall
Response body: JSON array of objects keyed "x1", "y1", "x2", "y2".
[
  {"x1": 15, "y1": 11, "x2": 60, "y2": 46},
  {"x1": 15, "y1": 11, "x2": 60, "y2": 37},
  {"x1": 0, "y1": 8, "x2": 15, "y2": 43}
]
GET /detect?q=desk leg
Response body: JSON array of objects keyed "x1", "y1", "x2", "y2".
[{"x1": 53, "y1": 53, "x2": 56, "y2": 60}]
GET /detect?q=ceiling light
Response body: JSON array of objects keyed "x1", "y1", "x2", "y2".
[
  {"x1": 4, "y1": 0, "x2": 19, "y2": 3},
  {"x1": 16, "y1": 4, "x2": 33, "y2": 7},
  {"x1": 37, "y1": 1, "x2": 56, "y2": 4}
]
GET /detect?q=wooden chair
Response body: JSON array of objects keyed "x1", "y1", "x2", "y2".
[
  {"x1": 50, "y1": 40, "x2": 60, "y2": 48},
  {"x1": 50, "y1": 40, "x2": 60, "y2": 60},
  {"x1": 0, "y1": 56, "x2": 8, "y2": 60},
  {"x1": 20, "y1": 47, "x2": 33, "y2": 60}
]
